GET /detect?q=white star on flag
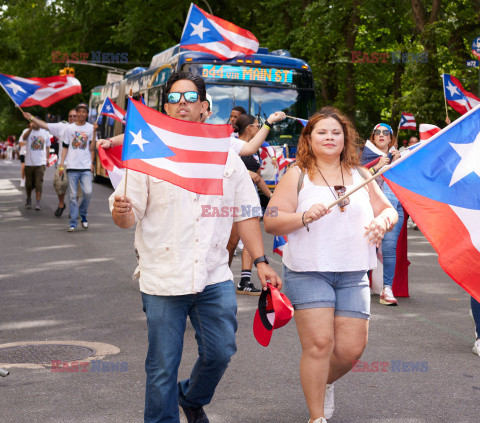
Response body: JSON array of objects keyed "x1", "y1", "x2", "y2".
[
  {"x1": 6, "y1": 81, "x2": 27, "y2": 95},
  {"x1": 190, "y1": 20, "x2": 209, "y2": 39},
  {"x1": 449, "y1": 132, "x2": 480, "y2": 186},
  {"x1": 446, "y1": 82, "x2": 459, "y2": 97},
  {"x1": 106, "y1": 105, "x2": 112, "y2": 111},
  {"x1": 130, "y1": 130, "x2": 149, "y2": 152}
]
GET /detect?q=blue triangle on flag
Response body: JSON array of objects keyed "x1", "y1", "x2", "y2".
[
  {"x1": 0, "y1": 74, "x2": 39, "y2": 105},
  {"x1": 180, "y1": 4, "x2": 224, "y2": 45},
  {"x1": 122, "y1": 101, "x2": 175, "y2": 161}
]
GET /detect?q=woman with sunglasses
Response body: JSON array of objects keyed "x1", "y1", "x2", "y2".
[
  {"x1": 264, "y1": 107, "x2": 398, "y2": 423},
  {"x1": 361, "y1": 123, "x2": 404, "y2": 306},
  {"x1": 228, "y1": 114, "x2": 273, "y2": 294}
]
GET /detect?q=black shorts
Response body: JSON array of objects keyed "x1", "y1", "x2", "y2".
[{"x1": 20, "y1": 154, "x2": 25, "y2": 163}]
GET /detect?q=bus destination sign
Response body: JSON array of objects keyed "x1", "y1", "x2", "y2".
[{"x1": 202, "y1": 64, "x2": 293, "y2": 84}]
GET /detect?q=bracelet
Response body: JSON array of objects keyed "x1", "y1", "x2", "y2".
[
  {"x1": 263, "y1": 121, "x2": 273, "y2": 130},
  {"x1": 302, "y1": 211, "x2": 310, "y2": 232}
]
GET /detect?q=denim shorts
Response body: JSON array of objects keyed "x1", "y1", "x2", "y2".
[{"x1": 283, "y1": 265, "x2": 371, "y2": 320}]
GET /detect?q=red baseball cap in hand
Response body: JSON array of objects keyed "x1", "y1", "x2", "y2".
[{"x1": 253, "y1": 284, "x2": 294, "y2": 347}]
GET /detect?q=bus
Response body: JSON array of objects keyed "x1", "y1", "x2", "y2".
[{"x1": 90, "y1": 44, "x2": 316, "y2": 185}]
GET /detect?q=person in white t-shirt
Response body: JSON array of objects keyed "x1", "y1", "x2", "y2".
[
  {"x1": 23, "y1": 104, "x2": 96, "y2": 231},
  {"x1": 19, "y1": 121, "x2": 52, "y2": 210},
  {"x1": 47, "y1": 109, "x2": 77, "y2": 217},
  {"x1": 18, "y1": 128, "x2": 28, "y2": 187}
]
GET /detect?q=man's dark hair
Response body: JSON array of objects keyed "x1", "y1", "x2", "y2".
[
  {"x1": 232, "y1": 106, "x2": 246, "y2": 114},
  {"x1": 165, "y1": 71, "x2": 207, "y2": 102}
]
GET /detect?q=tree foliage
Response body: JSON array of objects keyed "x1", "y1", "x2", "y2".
[{"x1": 1, "y1": 0, "x2": 479, "y2": 141}]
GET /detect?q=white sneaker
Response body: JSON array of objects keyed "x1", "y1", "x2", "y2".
[
  {"x1": 472, "y1": 339, "x2": 480, "y2": 356},
  {"x1": 324, "y1": 382, "x2": 334, "y2": 419},
  {"x1": 309, "y1": 418, "x2": 327, "y2": 423},
  {"x1": 380, "y1": 286, "x2": 398, "y2": 306},
  {"x1": 20, "y1": 179, "x2": 25, "y2": 187}
]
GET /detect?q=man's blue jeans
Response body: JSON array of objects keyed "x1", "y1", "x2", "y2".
[
  {"x1": 381, "y1": 183, "x2": 405, "y2": 287},
  {"x1": 67, "y1": 170, "x2": 92, "y2": 227},
  {"x1": 141, "y1": 280, "x2": 237, "y2": 423}
]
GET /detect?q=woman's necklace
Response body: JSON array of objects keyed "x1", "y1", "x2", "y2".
[{"x1": 315, "y1": 163, "x2": 348, "y2": 212}]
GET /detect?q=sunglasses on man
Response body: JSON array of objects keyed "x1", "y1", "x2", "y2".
[
  {"x1": 167, "y1": 91, "x2": 199, "y2": 104},
  {"x1": 373, "y1": 129, "x2": 391, "y2": 136}
]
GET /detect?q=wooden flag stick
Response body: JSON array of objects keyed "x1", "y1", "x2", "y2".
[
  {"x1": 305, "y1": 165, "x2": 392, "y2": 224},
  {"x1": 124, "y1": 168, "x2": 128, "y2": 198},
  {"x1": 441, "y1": 74, "x2": 450, "y2": 123}
]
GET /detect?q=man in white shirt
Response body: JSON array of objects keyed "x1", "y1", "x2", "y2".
[
  {"x1": 19, "y1": 121, "x2": 51, "y2": 210},
  {"x1": 110, "y1": 71, "x2": 282, "y2": 423},
  {"x1": 23, "y1": 104, "x2": 96, "y2": 231}
]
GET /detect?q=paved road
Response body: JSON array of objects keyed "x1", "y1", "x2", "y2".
[{"x1": 0, "y1": 159, "x2": 479, "y2": 423}]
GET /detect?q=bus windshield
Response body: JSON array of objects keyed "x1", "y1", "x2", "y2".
[{"x1": 206, "y1": 84, "x2": 315, "y2": 145}]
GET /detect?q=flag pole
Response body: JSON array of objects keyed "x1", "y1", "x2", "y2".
[
  {"x1": 441, "y1": 74, "x2": 450, "y2": 123},
  {"x1": 124, "y1": 89, "x2": 134, "y2": 198}
]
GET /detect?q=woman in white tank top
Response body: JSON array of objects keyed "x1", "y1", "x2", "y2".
[{"x1": 264, "y1": 107, "x2": 398, "y2": 423}]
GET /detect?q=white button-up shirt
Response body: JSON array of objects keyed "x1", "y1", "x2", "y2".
[{"x1": 109, "y1": 149, "x2": 260, "y2": 296}]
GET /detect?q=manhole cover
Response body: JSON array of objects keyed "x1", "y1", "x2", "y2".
[{"x1": 0, "y1": 344, "x2": 96, "y2": 364}]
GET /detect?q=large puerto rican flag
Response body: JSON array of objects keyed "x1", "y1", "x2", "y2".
[
  {"x1": 122, "y1": 98, "x2": 231, "y2": 195},
  {"x1": 179, "y1": 3, "x2": 259, "y2": 60},
  {"x1": 100, "y1": 97, "x2": 126, "y2": 124},
  {"x1": 0, "y1": 73, "x2": 81, "y2": 107},
  {"x1": 383, "y1": 104, "x2": 480, "y2": 301},
  {"x1": 442, "y1": 74, "x2": 480, "y2": 115}
]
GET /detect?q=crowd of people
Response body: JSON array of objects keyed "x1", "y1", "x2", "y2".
[{"x1": 6, "y1": 70, "x2": 479, "y2": 423}]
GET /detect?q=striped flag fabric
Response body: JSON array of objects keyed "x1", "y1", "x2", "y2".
[
  {"x1": 100, "y1": 97, "x2": 126, "y2": 124},
  {"x1": 442, "y1": 74, "x2": 480, "y2": 115},
  {"x1": 122, "y1": 98, "x2": 231, "y2": 195},
  {"x1": 98, "y1": 145, "x2": 125, "y2": 189},
  {"x1": 399, "y1": 112, "x2": 416, "y2": 130},
  {"x1": 180, "y1": 3, "x2": 259, "y2": 60},
  {"x1": 0, "y1": 73, "x2": 81, "y2": 107},
  {"x1": 383, "y1": 104, "x2": 480, "y2": 301},
  {"x1": 273, "y1": 235, "x2": 287, "y2": 257},
  {"x1": 419, "y1": 123, "x2": 441, "y2": 141}
]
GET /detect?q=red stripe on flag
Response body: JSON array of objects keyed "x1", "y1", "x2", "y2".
[
  {"x1": 386, "y1": 179, "x2": 480, "y2": 301},
  {"x1": 133, "y1": 99, "x2": 232, "y2": 138},
  {"x1": 124, "y1": 159, "x2": 224, "y2": 195},
  {"x1": 166, "y1": 147, "x2": 228, "y2": 165},
  {"x1": 21, "y1": 85, "x2": 82, "y2": 107}
]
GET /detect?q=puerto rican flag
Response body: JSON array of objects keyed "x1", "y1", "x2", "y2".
[
  {"x1": 419, "y1": 123, "x2": 441, "y2": 141},
  {"x1": 98, "y1": 145, "x2": 125, "y2": 189},
  {"x1": 0, "y1": 73, "x2": 81, "y2": 107},
  {"x1": 180, "y1": 3, "x2": 259, "y2": 60},
  {"x1": 442, "y1": 74, "x2": 480, "y2": 115},
  {"x1": 399, "y1": 112, "x2": 416, "y2": 130},
  {"x1": 296, "y1": 118, "x2": 308, "y2": 127},
  {"x1": 273, "y1": 235, "x2": 287, "y2": 257},
  {"x1": 383, "y1": 104, "x2": 480, "y2": 301},
  {"x1": 100, "y1": 97, "x2": 126, "y2": 124},
  {"x1": 122, "y1": 98, "x2": 231, "y2": 195}
]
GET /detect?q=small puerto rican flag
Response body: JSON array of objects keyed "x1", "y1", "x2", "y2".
[
  {"x1": 419, "y1": 123, "x2": 441, "y2": 141},
  {"x1": 273, "y1": 235, "x2": 287, "y2": 257},
  {"x1": 100, "y1": 97, "x2": 126, "y2": 124},
  {"x1": 399, "y1": 112, "x2": 416, "y2": 130}
]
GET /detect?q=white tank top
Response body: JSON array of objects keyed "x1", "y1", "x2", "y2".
[{"x1": 282, "y1": 167, "x2": 377, "y2": 272}]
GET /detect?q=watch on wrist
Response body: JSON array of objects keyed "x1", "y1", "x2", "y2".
[{"x1": 253, "y1": 255, "x2": 269, "y2": 267}]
